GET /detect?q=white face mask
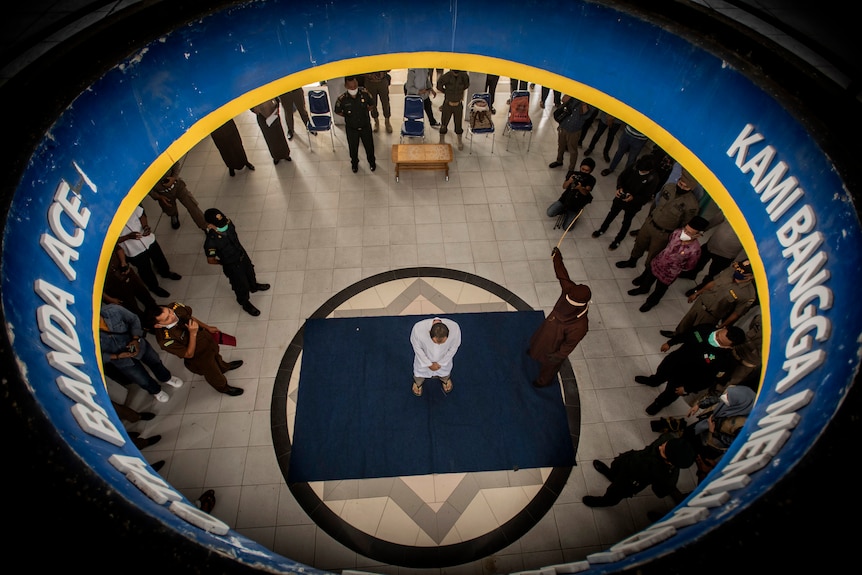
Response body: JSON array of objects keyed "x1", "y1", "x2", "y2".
[
  {"x1": 719, "y1": 392, "x2": 730, "y2": 406},
  {"x1": 679, "y1": 232, "x2": 693, "y2": 242},
  {"x1": 347, "y1": 88, "x2": 358, "y2": 96}
]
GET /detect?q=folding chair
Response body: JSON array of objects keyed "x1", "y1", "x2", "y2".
[
  {"x1": 467, "y1": 93, "x2": 495, "y2": 154},
  {"x1": 306, "y1": 89, "x2": 336, "y2": 152},
  {"x1": 400, "y1": 95, "x2": 425, "y2": 143},
  {"x1": 503, "y1": 89, "x2": 533, "y2": 152}
]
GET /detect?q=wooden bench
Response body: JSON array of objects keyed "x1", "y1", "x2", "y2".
[{"x1": 391, "y1": 143, "x2": 453, "y2": 182}]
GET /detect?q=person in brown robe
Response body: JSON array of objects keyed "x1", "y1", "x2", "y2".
[
  {"x1": 527, "y1": 247, "x2": 591, "y2": 387},
  {"x1": 251, "y1": 98, "x2": 292, "y2": 164},
  {"x1": 211, "y1": 118, "x2": 255, "y2": 176}
]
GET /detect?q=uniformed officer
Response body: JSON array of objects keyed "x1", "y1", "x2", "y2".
[
  {"x1": 637, "y1": 323, "x2": 746, "y2": 415},
  {"x1": 616, "y1": 169, "x2": 700, "y2": 269},
  {"x1": 662, "y1": 259, "x2": 757, "y2": 338},
  {"x1": 334, "y1": 75, "x2": 376, "y2": 173},
  {"x1": 203, "y1": 208, "x2": 270, "y2": 317},
  {"x1": 150, "y1": 302, "x2": 244, "y2": 396},
  {"x1": 148, "y1": 161, "x2": 208, "y2": 231}
]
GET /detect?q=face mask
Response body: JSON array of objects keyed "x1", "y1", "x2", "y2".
[
  {"x1": 733, "y1": 271, "x2": 747, "y2": 280},
  {"x1": 216, "y1": 224, "x2": 229, "y2": 233},
  {"x1": 679, "y1": 232, "x2": 693, "y2": 242},
  {"x1": 708, "y1": 331, "x2": 721, "y2": 347},
  {"x1": 347, "y1": 88, "x2": 358, "y2": 96},
  {"x1": 719, "y1": 392, "x2": 730, "y2": 406}
]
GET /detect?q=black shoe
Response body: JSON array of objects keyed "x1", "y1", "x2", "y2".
[
  {"x1": 139, "y1": 411, "x2": 156, "y2": 421},
  {"x1": 352, "y1": 164, "x2": 358, "y2": 173},
  {"x1": 163, "y1": 271, "x2": 182, "y2": 281},
  {"x1": 170, "y1": 214, "x2": 180, "y2": 229},
  {"x1": 274, "y1": 159, "x2": 280, "y2": 165},
  {"x1": 632, "y1": 276, "x2": 644, "y2": 286},
  {"x1": 591, "y1": 229, "x2": 604, "y2": 238},
  {"x1": 151, "y1": 460, "x2": 165, "y2": 472},
  {"x1": 593, "y1": 460, "x2": 613, "y2": 479},
  {"x1": 370, "y1": 163, "x2": 376, "y2": 172},
  {"x1": 600, "y1": 168, "x2": 612, "y2": 176},
  {"x1": 639, "y1": 301, "x2": 656, "y2": 312},
  {"x1": 224, "y1": 386, "x2": 244, "y2": 396},
  {"x1": 287, "y1": 130, "x2": 294, "y2": 141},
  {"x1": 246, "y1": 162, "x2": 256, "y2": 171},
  {"x1": 609, "y1": 241, "x2": 620, "y2": 250},
  {"x1": 628, "y1": 287, "x2": 649, "y2": 295},
  {"x1": 548, "y1": 161, "x2": 563, "y2": 168},
  {"x1": 685, "y1": 287, "x2": 698, "y2": 297},
  {"x1": 250, "y1": 283, "x2": 270, "y2": 292},
  {"x1": 646, "y1": 402, "x2": 662, "y2": 416},
  {"x1": 139, "y1": 434, "x2": 161, "y2": 449},
  {"x1": 229, "y1": 167, "x2": 235, "y2": 177},
  {"x1": 152, "y1": 286, "x2": 170, "y2": 298},
  {"x1": 583, "y1": 495, "x2": 613, "y2": 508},
  {"x1": 242, "y1": 302, "x2": 261, "y2": 316},
  {"x1": 584, "y1": 147, "x2": 593, "y2": 156},
  {"x1": 635, "y1": 375, "x2": 661, "y2": 387},
  {"x1": 660, "y1": 330, "x2": 676, "y2": 338},
  {"x1": 226, "y1": 360, "x2": 244, "y2": 371},
  {"x1": 629, "y1": 228, "x2": 639, "y2": 237},
  {"x1": 615, "y1": 259, "x2": 636, "y2": 268}
]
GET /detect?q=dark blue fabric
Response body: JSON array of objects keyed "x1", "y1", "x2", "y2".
[{"x1": 288, "y1": 311, "x2": 575, "y2": 482}]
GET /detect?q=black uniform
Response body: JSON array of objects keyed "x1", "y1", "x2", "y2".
[
  {"x1": 334, "y1": 87, "x2": 376, "y2": 169},
  {"x1": 204, "y1": 221, "x2": 259, "y2": 305}
]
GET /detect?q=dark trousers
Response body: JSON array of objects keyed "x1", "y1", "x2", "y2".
[
  {"x1": 109, "y1": 340, "x2": 170, "y2": 395},
  {"x1": 598, "y1": 200, "x2": 642, "y2": 243},
  {"x1": 127, "y1": 241, "x2": 171, "y2": 292},
  {"x1": 635, "y1": 267, "x2": 671, "y2": 307},
  {"x1": 439, "y1": 102, "x2": 464, "y2": 134},
  {"x1": 587, "y1": 121, "x2": 621, "y2": 156},
  {"x1": 541, "y1": 86, "x2": 562, "y2": 107},
  {"x1": 223, "y1": 256, "x2": 257, "y2": 304},
  {"x1": 686, "y1": 246, "x2": 734, "y2": 290},
  {"x1": 186, "y1": 351, "x2": 232, "y2": 393},
  {"x1": 346, "y1": 125, "x2": 375, "y2": 167},
  {"x1": 423, "y1": 98, "x2": 438, "y2": 124},
  {"x1": 608, "y1": 131, "x2": 648, "y2": 172},
  {"x1": 484, "y1": 74, "x2": 499, "y2": 107}
]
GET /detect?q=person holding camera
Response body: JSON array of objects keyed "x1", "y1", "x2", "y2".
[
  {"x1": 546, "y1": 157, "x2": 596, "y2": 230},
  {"x1": 117, "y1": 205, "x2": 182, "y2": 298},
  {"x1": 591, "y1": 155, "x2": 661, "y2": 250},
  {"x1": 148, "y1": 161, "x2": 208, "y2": 231},
  {"x1": 99, "y1": 303, "x2": 183, "y2": 403}
]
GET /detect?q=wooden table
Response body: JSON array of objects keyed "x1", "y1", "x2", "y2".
[{"x1": 391, "y1": 143, "x2": 453, "y2": 182}]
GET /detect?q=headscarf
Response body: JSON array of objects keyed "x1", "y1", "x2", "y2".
[{"x1": 713, "y1": 385, "x2": 756, "y2": 419}]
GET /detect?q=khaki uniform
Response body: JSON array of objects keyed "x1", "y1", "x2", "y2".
[
  {"x1": 675, "y1": 266, "x2": 756, "y2": 336},
  {"x1": 629, "y1": 182, "x2": 699, "y2": 266},
  {"x1": 154, "y1": 302, "x2": 231, "y2": 392}
]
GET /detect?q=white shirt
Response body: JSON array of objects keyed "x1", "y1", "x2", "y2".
[
  {"x1": 411, "y1": 317, "x2": 462, "y2": 378},
  {"x1": 118, "y1": 205, "x2": 155, "y2": 257}
]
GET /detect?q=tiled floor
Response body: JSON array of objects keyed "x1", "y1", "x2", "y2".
[{"x1": 115, "y1": 74, "x2": 756, "y2": 573}]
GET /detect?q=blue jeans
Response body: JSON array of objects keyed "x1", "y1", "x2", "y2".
[
  {"x1": 547, "y1": 201, "x2": 579, "y2": 230},
  {"x1": 112, "y1": 339, "x2": 170, "y2": 395},
  {"x1": 608, "y1": 131, "x2": 648, "y2": 172}
]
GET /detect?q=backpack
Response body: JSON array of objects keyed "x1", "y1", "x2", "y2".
[
  {"x1": 469, "y1": 98, "x2": 493, "y2": 130},
  {"x1": 509, "y1": 94, "x2": 530, "y2": 123}
]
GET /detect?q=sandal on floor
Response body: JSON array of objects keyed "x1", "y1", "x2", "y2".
[
  {"x1": 197, "y1": 489, "x2": 216, "y2": 513},
  {"x1": 412, "y1": 382, "x2": 423, "y2": 397},
  {"x1": 441, "y1": 379, "x2": 453, "y2": 394}
]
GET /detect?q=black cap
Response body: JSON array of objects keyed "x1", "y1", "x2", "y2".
[{"x1": 204, "y1": 208, "x2": 226, "y2": 226}]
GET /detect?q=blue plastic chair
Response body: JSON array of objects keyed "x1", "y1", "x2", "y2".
[
  {"x1": 467, "y1": 93, "x2": 495, "y2": 154},
  {"x1": 400, "y1": 95, "x2": 425, "y2": 143},
  {"x1": 503, "y1": 90, "x2": 533, "y2": 152},
  {"x1": 306, "y1": 89, "x2": 336, "y2": 152}
]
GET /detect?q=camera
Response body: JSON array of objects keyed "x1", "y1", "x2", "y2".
[{"x1": 160, "y1": 177, "x2": 176, "y2": 191}]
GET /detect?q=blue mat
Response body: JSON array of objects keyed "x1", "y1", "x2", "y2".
[{"x1": 288, "y1": 311, "x2": 575, "y2": 482}]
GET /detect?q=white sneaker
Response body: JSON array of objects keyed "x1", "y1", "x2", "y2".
[
  {"x1": 154, "y1": 391, "x2": 170, "y2": 403},
  {"x1": 163, "y1": 376, "x2": 184, "y2": 388}
]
